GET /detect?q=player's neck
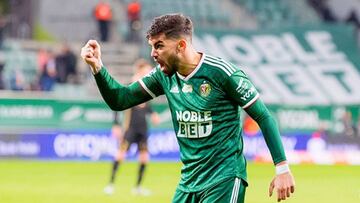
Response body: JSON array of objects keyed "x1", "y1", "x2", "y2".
[{"x1": 177, "y1": 50, "x2": 202, "y2": 77}]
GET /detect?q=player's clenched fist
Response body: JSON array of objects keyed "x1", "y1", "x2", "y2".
[{"x1": 81, "y1": 40, "x2": 103, "y2": 74}]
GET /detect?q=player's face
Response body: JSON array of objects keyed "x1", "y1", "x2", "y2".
[{"x1": 148, "y1": 33, "x2": 180, "y2": 76}]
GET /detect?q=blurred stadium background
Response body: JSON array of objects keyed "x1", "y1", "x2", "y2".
[{"x1": 0, "y1": 0, "x2": 360, "y2": 202}]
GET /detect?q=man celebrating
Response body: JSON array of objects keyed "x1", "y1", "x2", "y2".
[{"x1": 81, "y1": 13, "x2": 295, "y2": 203}]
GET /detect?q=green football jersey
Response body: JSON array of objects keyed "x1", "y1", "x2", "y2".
[{"x1": 140, "y1": 54, "x2": 259, "y2": 192}]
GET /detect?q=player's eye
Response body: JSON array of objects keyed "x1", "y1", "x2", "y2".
[{"x1": 155, "y1": 44, "x2": 163, "y2": 49}]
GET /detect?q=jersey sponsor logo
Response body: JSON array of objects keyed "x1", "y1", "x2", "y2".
[
  {"x1": 240, "y1": 86, "x2": 256, "y2": 101},
  {"x1": 182, "y1": 84, "x2": 193, "y2": 93},
  {"x1": 170, "y1": 85, "x2": 179, "y2": 93},
  {"x1": 236, "y1": 78, "x2": 249, "y2": 94},
  {"x1": 200, "y1": 81, "x2": 211, "y2": 97},
  {"x1": 176, "y1": 110, "x2": 213, "y2": 138}
]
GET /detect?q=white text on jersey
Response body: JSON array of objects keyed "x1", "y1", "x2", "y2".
[{"x1": 176, "y1": 110, "x2": 213, "y2": 138}]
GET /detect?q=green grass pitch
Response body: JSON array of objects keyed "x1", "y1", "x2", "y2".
[{"x1": 0, "y1": 160, "x2": 359, "y2": 203}]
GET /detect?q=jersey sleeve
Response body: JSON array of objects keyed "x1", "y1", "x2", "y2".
[
  {"x1": 139, "y1": 66, "x2": 165, "y2": 98},
  {"x1": 245, "y1": 99, "x2": 287, "y2": 164},
  {"x1": 224, "y1": 69, "x2": 260, "y2": 108},
  {"x1": 94, "y1": 67, "x2": 153, "y2": 111},
  {"x1": 222, "y1": 64, "x2": 286, "y2": 165}
]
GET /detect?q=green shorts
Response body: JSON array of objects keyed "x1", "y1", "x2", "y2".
[{"x1": 172, "y1": 177, "x2": 246, "y2": 203}]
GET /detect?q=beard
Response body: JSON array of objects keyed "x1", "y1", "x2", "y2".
[{"x1": 160, "y1": 54, "x2": 179, "y2": 77}]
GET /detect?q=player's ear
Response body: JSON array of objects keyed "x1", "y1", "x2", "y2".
[{"x1": 177, "y1": 39, "x2": 186, "y2": 52}]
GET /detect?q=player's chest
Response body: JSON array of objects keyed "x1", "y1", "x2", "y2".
[{"x1": 165, "y1": 77, "x2": 226, "y2": 109}]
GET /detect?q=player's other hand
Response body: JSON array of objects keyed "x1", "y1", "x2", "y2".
[
  {"x1": 269, "y1": 172, "x2": 295, "y2": 202},
  {"x1": 81, "y1": 40, "x2": 103, "y2": 74}
]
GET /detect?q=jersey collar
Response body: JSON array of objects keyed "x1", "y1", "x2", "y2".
[{"x1": 177, "y1": 53, "x2": 205, "y2": 81}]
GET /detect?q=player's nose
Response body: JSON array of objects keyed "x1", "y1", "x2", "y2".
[{"x1": 151, "y1": 48, "x2": 158, "y2": 58}]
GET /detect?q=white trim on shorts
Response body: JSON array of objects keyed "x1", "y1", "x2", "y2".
[{"x1": 230, "y1": 177, "x2": 241, "y2": 203}]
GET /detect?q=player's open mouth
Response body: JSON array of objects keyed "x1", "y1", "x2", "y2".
[
  {"x1": 161, "y1": 66, "x2": 167, "y2": 73},
  {"x1": 157, "y1": 61, "x2": 166, "y2": 72},
  {"x1": 154, "y1": 58, "x2": 170, "y2": 75}
]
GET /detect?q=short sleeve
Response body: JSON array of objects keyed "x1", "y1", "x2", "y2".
[
  {"x1": 225, "y1": 69, "x2": 260, "y2": 108},
  {"x1": 139, "y1": 66, "x2": 165, "y2": 98}
]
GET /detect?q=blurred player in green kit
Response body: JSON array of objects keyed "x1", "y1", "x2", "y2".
[{"x1": 81, "y1": 13, "x2": 295, "y2": 203}]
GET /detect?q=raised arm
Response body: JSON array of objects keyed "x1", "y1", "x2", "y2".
[{"x1": 81, "y1": 40, "x2": 153, "y2": 110}]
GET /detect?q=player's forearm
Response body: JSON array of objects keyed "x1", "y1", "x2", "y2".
[
  {"x1": 245, "y1": 100, "x2": 286, "y2": 164},
  {"x1": 94, "y1": 67, "x2": 152, "y2": 111},
  {"x1": 258, "y1": 113, "x2": 286, "y2": 164}
]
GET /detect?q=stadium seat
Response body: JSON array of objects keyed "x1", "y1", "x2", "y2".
[
  {"x1": 234, "y1": 0, "x2": 321, "y2": 28},
  {"x1": 139, "y1": 0, "x2": 231, "y2": 29}
]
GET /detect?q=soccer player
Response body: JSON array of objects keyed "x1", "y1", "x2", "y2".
[
  {"x1": 104, "y1": 59, "x2": 160, "y2": 195},
  {"x1": 81, "y1": 13, "x2": 295, "y2": 202}
]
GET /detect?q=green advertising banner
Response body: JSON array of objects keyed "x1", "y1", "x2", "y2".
[
  {"x1": 0, "y1": 98, "x2": 114, "y2": 130},
  {"x1": 267, "y1": 105, "x2": 359, "y2": 134},
  {"x1": 1, "y1": 98, "x2": 358, "y2": 134},
  {"x1": 194, "y1": 24, "x2": 360, "y2": 105},
  {"x1": 0, "y1": 98, "x2": 172, "y2": 132}
]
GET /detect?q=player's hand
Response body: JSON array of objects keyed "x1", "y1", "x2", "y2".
[
  {"x1": 269, "y1": 172, "x2": 295, "y2": 202},
  {"x1": 80, "y1": 39, "x2": 103, "y2": 74}
]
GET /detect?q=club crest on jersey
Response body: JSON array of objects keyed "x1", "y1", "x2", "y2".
[{"x1": 200, "y1": 81, "x2": 211, "y2": 97}]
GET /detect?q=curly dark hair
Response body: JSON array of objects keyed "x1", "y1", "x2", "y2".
[{"x1": 146, "y1": 13, "x2": 193, "y2": 40}]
